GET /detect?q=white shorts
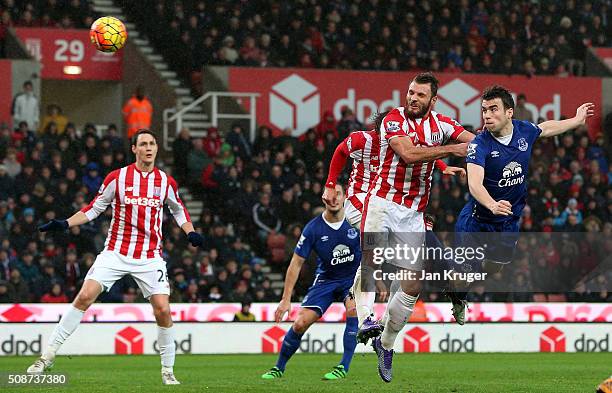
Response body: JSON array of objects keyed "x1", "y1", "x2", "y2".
[
  {"x1": 361, "y1": 195, "x2": 425, "y2": 270},
  {"x1": 86, "y1": 250, "x2": 171, "y2": 299},
  {"x1": 344, "y1": 193, "x2": 366, "y2": 228}
]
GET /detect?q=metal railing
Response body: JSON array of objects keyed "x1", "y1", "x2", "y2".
[{"x1": 163, "y1": 91, "x2": 260, "y2": 150}]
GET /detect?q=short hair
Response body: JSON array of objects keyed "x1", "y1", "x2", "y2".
[
  {"x1": 412, "y1": 72, "x2": 439, "y2": 96},
  {"x1": 131, "y1": 129, "x2": 158, "y2": 146},
  {"x1": 372, "y1": 111, "x2": 390, "y2": 133},
  {"x1": 23, "y1": 80, "x2": 32, "y2": 88},
  {"x1": 482, "y1": 85, "x2": 515, "y2": 110}
]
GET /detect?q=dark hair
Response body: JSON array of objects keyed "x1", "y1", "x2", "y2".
[
  {"x1": 412, "y1": 72, "x2": 439, "y2": 96},
  {"x1": 482, "y1": 85, "x2": 515, "y2": 110},
  {"x1": 131, "y1": 129, "x2": 158, "y2": 146},
  {"x1": 23, "y1": 80, "x2": 32, "y2": 88},
  {"x1": 372, "y1": 111, "x2": 390, "y2": 133}
]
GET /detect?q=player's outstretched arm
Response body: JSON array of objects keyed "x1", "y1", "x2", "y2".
[
  {"x1": 41, "y1": 171, "x2": 120, "y2": 232},
  {"x1": 275, "y1": 253, "x2": 306, "y2": 323},
  {"x1": 390, "y1": 137, "x2": 468, "y2": 164},
  {"x1": 538, "y1": 103, "x2": 595, "y2": 138},
  {"x1": 467, "y1": 163, "x2": 512, "y2": 216}
]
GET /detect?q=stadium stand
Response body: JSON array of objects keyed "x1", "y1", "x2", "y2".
[{"x1": 120, "y1": 0, "x2": 611, "y2": 86}]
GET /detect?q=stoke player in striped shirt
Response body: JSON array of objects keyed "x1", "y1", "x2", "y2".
[
  {"x1": 27, "y1": 130, "x2": 204, "y2": 385},
  {"x1": 361, "y1": 73, "x2": 475, "y2": 382},
  {"x1": 322, "y1": 112, "x2": 465, "y2": 344}
]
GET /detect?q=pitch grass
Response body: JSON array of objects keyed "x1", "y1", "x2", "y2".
[{"x1": 1, "y1": 353, "x2": 610, "y2": 392}]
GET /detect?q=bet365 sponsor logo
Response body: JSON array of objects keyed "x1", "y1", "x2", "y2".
[
  {"x1": 539, "y1": 326, "x2": 609, "y2": 353},
  {"x1": 124, "y1": 196, "x2": 161, "y2": 207}
]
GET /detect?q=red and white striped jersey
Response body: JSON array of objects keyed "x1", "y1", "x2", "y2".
[
  {"x1": 370, "y1": 107, "x2": 465, "y2": 211},
  {"x1": 346, "y1": 130, "x2": 380, "y2": 198},
  {"x1": 81, "y1": 163, "x2": 191, "y2": 259}
]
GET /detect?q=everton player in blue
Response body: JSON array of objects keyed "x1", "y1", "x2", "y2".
[
  {"x1": 261, "y1": 184, "x2": 361, "y2": 381},
  {"x1": 447, "y1": 85, "x2": 595, "y2": 324}
]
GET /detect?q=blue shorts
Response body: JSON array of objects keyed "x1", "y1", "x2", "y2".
[
  {"x1": 455, "y1": 205, "x2": 520, "y2": 265},
  {"x1": 301, "y1": 276, "x2": 354, "y2": 316}
]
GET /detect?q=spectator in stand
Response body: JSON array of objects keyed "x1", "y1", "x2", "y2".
[
  {"x1": 336, "y1": 108, "x2": 363, "y2": 140},
  {"x1": 252, "y1": 193, "x2": 282, "y2": 242},
  {"x1": 315, "y1": 110, "x2": 338, "y2": 141},
  {"x1": 122, "y1": 86, "x2": 153, "y2": 138},
  {"x1": 0, "y1": 280, "x2": 11, "y2": 302},
  {"x1": 39, "y1": 104, "x2": 68, "y2": 134},
  {"x1": 226, "y1": 124, "x2": 252, "y2": 160},
  {"x1": 233, "y1": 301, "x2": 256, "y2": 321},
  {"x1": 188, "y1": 138, "x2": 211, "y2": 185},
  {"x1": 41, "y1": 283, "x2": 69, "y2": 303},
  {"x1": 12, "y1": 81, "x2": 39, "y2": 131},
  {"x1": 81, "y1": 162, "x2": 102, "y2": 197},
  {"x1": 2, "y1": 148, "x2": 21, "y2": 178},
  {"x1": 172, "y1": 127, "x2": 192, "y2": 184},
  {"x1": 0, "y1": 249, "x2": 12, "y2": 281},
  {"x1": 513, "y1": 94, "x2": 534, "y2": 122},
  {"x1": 7, "y1": 268, "x2": 29, "y2": 302}
]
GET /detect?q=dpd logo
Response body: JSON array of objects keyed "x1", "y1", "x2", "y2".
[
  {"x1": 404, "y1": 327, "x2": 430, "y2": 352},
  {"x1": 540, "y1": 326, "x2": 565, "y2": 352},
  {"x1": 269, "y1": 74, "x2": 320, "y2": 135},
  {"x1": 262, "y1": 326, "x2": 286, "y2": 353},
  {"x1": 115, "y1": 326, "x2": 144, "y2": 355}
]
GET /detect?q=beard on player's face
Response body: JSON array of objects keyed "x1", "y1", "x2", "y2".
[{"x1": 405, "y1": 97, "x2": 433, "y2": 119}]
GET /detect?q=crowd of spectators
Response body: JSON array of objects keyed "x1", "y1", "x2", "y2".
[
  {"x1": 0, "y1": 0, "x2": 97, "y2": 58},
  {"x1": 123, "y1": 0, "x2": 611, "y2": 84},
  {"x1": 0, "y1": 99, "x2": 611, "y2": 304}
]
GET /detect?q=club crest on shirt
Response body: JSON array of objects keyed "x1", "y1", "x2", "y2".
[
  {"x1": 154, "y1": 187, "x2": 161, "y2": 197},
  {"x1": 347, "y1": 228, "x2": 358, "y2": 239},
  {"x1": 467, "y1": 143, "x2": 477, "y2": 159},
  {"x1": 386, "y1": 121, "x2": 400, "y2": 132},
  {"x1": 518, "y1": 137, "x2": 528, "y2": 151},
  {"x1": 431, "y1": 130, "x2": 442, "y2": 144},
  {"x1": 297, "y1": 235, "x2": 305, "y2": 248}
]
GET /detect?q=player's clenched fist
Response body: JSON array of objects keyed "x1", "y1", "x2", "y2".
[
  {"x1": 322, "y1": 184, "x2": 337, "y2": 206},
  {"x1": 488, "y1": 200, "x2": 512, "y2": 216},
  {"x1": 275, "y1": 299, "x2": 291, "y2": 323}
]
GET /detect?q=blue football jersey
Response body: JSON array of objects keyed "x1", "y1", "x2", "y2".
[
  {"x1": 465, "y1": 119, "x2": 542, "y2": 223},
  {"x1": 294, "y1": 214, "x2": 361, "y2": 281}
]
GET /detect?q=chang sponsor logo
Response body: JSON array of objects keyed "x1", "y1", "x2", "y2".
[
  {"x1": 331, "y1": 244, "x2": 354, "y2": 265},
  {"x1": 498, "y1": 161, "x2": 524, "y2": 187}
]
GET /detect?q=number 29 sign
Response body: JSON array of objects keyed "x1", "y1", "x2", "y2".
[{"x1": 14, "y1": 27, "x2": 123, "y2": 81}]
